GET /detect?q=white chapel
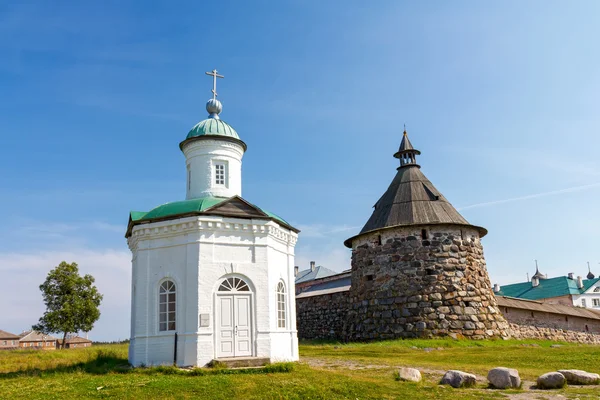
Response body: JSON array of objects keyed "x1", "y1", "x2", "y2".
[{"x1": 126, "y1": 70, "x2": 300, "y2": 367}]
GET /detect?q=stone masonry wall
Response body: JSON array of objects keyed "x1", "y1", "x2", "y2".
[
  {"x1": 344, "y1": 225, "x2": 510, "y2": 340},
  {"x1": 296, "y1": 291, "x2": 348, "y2": 340},
  {"x1": 295, "y1": 288, "x2": 600, "y2": 344},
  {"x1": 500, "y1": 304, "x2": 600, "y2": 333},
  {"x1": 295, "y1": 289, "x2": 600, "y2": 344},
  {"x1": 509, "y1": 323, "x2": 600, "y2": 344}
]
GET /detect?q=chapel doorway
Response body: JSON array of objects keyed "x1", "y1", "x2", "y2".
[{"x1": 216, "y1": 277, "x2": 253, "y2": 358}]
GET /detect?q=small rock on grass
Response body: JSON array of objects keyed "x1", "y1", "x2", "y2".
[
  {"x1": 557, "y1": 370, "x2": 600, "y2": 385},
  {"x1": 397, "y1": 367, "x2": 421, "y2": 382},
  {"x1": 440, "y1": 370, "x2": 477, "y2": 388},
  {"x1": 487, "y1": 367, "x2": 521, "y2": 389},
  {"x1": 537, "y1": 372, "x2": 566, "y2": 389}
]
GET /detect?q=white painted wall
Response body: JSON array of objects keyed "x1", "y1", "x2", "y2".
[
  {"x1": 128, "y1": 215, "x2": 298, "y2": 367},
  {"x1": 181, "y1": 139, "x2": 245, "y2": 199},
  {"x1": 572, "y1": 286, "x2": 600, "y2": 309}
]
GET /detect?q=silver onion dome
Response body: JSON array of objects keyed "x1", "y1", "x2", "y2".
[{"x1": 206, "y1": 98, "x2": 222, "y2": 119}]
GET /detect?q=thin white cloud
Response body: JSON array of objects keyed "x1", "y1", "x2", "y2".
[
  {"x1": 14, "y1": 223, "x2": 79, "y2": 242},
  {"x1": 88, "y1": 221, "x2": 125, "y2": 233},
  {"x1": 448, "y1": 146, "x2": 600, "y2": 184},
  {"x1": 458, "y1": 182, "x2": 600, "y2": 211},
  {"x1": 13, "y1": 220, "x2": 123, "y2": 236},
  {"x1": 2, "y1": 220, "x2": 125, "y2": 252}
]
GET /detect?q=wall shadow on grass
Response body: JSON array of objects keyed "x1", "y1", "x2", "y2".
[{"x1": 0, "y1": 349, "x2": 295, "y2": 379}]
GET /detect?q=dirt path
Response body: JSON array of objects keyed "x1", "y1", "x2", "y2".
[
  {"x1": 503, "y1": 394, "x2": 568, "y2": 400},
  {"x1": 300, "y1": 356, "x2": 595, "y2": 400}
]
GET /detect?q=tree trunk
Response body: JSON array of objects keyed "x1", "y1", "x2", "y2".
[{"x1": 61, "y1": 331, "x2": 68, "y2": 350}]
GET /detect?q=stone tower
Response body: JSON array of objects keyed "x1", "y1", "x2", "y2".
[{"x1": 343, "y1": 130, "x2": 509, "y2": 340}]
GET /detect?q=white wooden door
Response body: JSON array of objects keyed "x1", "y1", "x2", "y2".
[
  {"x1": 218, "y1": 296, "x2": 235, "y2": 358},
  {"x1": 217, "y1": 294, "x2": 252, "y2": 358},
  {"x1": 234, "y1": 295, "x2": 252, "y2": 357}
]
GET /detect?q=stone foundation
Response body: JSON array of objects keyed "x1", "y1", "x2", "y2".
[{"x1": 344, "y1": 225, "x2": 510, "y2": 340}]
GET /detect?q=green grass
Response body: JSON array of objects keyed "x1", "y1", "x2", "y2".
[
  {"x1": 0, "y1": 339, "x2": 598, "y2": 399},
  {"x1": 299, "y1": 338, "x2": 600, "y2": 379}
]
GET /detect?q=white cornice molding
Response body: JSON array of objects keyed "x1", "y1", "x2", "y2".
[
  {"x1": 128, "y1": 215, "x2": 298, "y2": 251},
  {"x1": 182, "y1": 139, "x2": 245, "y2": 159}
]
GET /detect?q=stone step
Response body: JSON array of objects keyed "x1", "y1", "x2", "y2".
[{"x1": 213, "y1": 357, "x2": 270, "y2": 368}]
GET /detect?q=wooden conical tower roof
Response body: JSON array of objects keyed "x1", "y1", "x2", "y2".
[{"x1": 345, "y1": 130, "x2": 486, "y2": 247}]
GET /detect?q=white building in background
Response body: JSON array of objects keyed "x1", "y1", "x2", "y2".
[{"x1": 126, "y1": 71, "x2": 299, "y2": 367}]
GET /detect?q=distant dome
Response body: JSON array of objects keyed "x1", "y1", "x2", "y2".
[
  {"x1": 186, "y1": 118, "x2": 239, "y2": 140},
  {"x1": 532, "y1": 269, "x2": 546, "y2": 280},
  {"x1": 587, "y1": 271, "x2": 595, "y2": 280}
]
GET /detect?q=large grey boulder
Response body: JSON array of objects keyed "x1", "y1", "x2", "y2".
[
  {"x1": 557, "y1": 369, "x2": 600, "y2": 385},
  {"x1": 397, "y1": 367, "x2": 422, "y2": 382},
  {"x1": 440, "y1": 370, "x2": 477, "y2": 388},
  {"x1": 487, "y1": 367, "x2": 521, "y2": 389},
  {"x1": 537, "y1": 372, "x2": 566, "y2": 389}
]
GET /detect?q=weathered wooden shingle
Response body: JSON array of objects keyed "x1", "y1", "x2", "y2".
[
  {"x1": 395, "y1": 130, "x2": 420, "y2": 154},
  {"x1": 345, "y1": 132, "x2": 486, "y2": 248},
  {"x1": 358, "y1": 166, "x2": 475, "y2": 235}
]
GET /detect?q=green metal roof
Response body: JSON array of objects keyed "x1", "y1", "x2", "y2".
[
  {"x1": 128, "y1": 196, "x2": 291, "y2": 233},
  {"x1": 140, "y1": 197, "x2": 226, "y2": 221},
  {"x1": 260, "y1": 209, "x2": 290, "y2": 225},
  {"x1": 130, "y1": 211, "x2": 148, "y2": 222},
  {"x1": 497, "y1": 276, "x2": 600, "y2": 300},
  {"x1": 186, "y1": 118, "x2": 239, "y2": 140}
]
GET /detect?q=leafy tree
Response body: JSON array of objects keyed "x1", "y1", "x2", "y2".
[{"x1": 33, "y1": 261, "x2": 103, "y2": 348}]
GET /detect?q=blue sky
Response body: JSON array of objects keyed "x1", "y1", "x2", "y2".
[{"x1": 1, "y1": 1, "x2": 599, "y2": 341}]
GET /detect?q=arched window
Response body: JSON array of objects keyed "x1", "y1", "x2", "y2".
[
  {"x1": 277, "y1": 282, "x2": 286, "y2": 328},
  {"x1": 218, "y1": 277, "x2": 250, "y2": 292},
  {"x1": 159, "y1": 280, "x2": 176, "y2": 331}
]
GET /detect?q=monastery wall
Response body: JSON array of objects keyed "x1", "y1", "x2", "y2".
[
  {"x1": 509, "y1": 324, "x2": 600, "y2": 344},
  {"x1": 295, "y1": 291, "x2": 600, "y2": 344},
  {"x1": 538, "y1": 295, "x2": 574, "y2": 307},
  {"x1": 500, "y1": 305, "x2": 600, "y2": 333},
  {"x1": 296, "y1": 291, "x2": 348, "y2": 340}
]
